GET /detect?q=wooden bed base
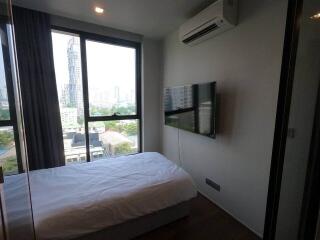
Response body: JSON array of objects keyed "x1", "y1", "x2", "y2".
[{"x1": 75, "y1": 200, "x2": 191, "y2": 240}]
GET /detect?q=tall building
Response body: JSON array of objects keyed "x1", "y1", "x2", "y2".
[
  {"x1": 62, "y1": 37, "x2": 83, "y2": 116},
  {"x1": 0, "y1": 87, "x2": 8, "y2": 108},
  {"x1": 0, "y1": 52, "x2": 8, "y2": 109},
  {"x1": 60, "y1": 108, "x2": 78, "y2": 129}
]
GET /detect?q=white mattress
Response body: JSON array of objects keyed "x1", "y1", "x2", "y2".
[{"x1": 5, "y1": 152, "x2": 197, "y2": 240}]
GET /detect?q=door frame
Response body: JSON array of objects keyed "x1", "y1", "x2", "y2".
[
  {"x1": 263, "y1": 0, "x2": 304, "y2": 239},
  {"x1": 298, "y1": 82, "x2": 320, "y2": 239}
]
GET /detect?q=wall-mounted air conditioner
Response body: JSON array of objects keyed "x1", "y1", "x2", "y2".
[{"x1": 179, "y1": 0, "x2": 238, "y2": 45}]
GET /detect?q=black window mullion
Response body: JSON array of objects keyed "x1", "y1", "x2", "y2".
[
  {"x1": 80, "y1": 35, "x2": 91, "y2": 162},
  {"x1": 87, "y1": 115, "x2": 139, "y2": 122},
  {"x1": 136, "y1": 44, "x2": 142, "y2": 153},
  {"x1": 0, "y1": 120, "x2": 12, "y2": 127},
  {"x1": 12, "y1": 123, "x2": 23, "y2": 172}
]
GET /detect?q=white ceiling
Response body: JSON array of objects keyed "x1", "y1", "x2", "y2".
[{"x1": 13, "y1": 0, "x2": 214, "y2": 39}]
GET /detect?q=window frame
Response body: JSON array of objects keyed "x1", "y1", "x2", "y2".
[
  {"x1": 52, "y1": 26, "x2": 142, "y2": 162},
  {"x1": 0, "y1": 20, "x2": 23, "y2": 174}
]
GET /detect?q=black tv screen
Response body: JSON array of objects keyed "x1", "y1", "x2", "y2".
[{"x1": 164, "y1": 82, "x2": 216, "y2": 138}]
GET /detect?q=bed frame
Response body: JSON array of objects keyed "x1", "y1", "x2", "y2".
[{"x1": 75, "y1": 200, "x2": 191, "y2": 240}]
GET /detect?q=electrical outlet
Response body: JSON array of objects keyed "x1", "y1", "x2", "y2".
[{"x1": 206, "y1": 178, "x2": 220, "y2": 192}]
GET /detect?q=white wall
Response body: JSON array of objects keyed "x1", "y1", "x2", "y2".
[
  {"x1": 142, "y1": 38, "x2": 162, "y2": 152},
  {"x1": 162, "y1": 0, "x2": 288, "y2": 236}
]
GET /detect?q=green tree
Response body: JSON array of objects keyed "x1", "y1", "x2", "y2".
[
  {"x1": 90, "y1": 104, "x2": 136, "y2": 117},
  {"x1": 114, "y1": 142, "x2": 133, "y2": 155},
  {"x1": 3, "y1": 156, "x2": 18, "y2": 174},
  {"x1": 111, "y1": 104, "x2": 135, "y2": 115},
  {"x1": 0, "y1": 109, "x2": 10, "y2": 120},
  {"x1": 90, "y1": 106, "x2": 112, "y2": 116},
  {"x1": 122, "y1": 122, "x2": 137, "y2": 136},
  {"x1": 0, "y1": 131, "x2": 14, "y2": 147},
  {"x1": 104, "y1": 121, "x2": 119, "y2": 131}
]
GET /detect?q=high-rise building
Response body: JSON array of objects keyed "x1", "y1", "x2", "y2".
[
  {"x1": 60, "y1": 108, "x2": 78, "y2": 129},
  {"x1": 62, "y1": 37, "x2": 83, "y2": 116},
  {"x1": 0, "y1": 51, "x2": 8, "y2": 109},
  {"x1": 0, "y1": 87, "x2": 8, "y2": 108}
]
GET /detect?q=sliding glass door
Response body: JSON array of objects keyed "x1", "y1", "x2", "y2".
[
  {"x1": 52, "y1": 30, "x2": 141, "y2": 164},
  {"x1": 0, "y1": 0, "x2": 35, "y2": 239},
  {"x1": 0, "y1": 23, "x2": 22, "y2": 176}
]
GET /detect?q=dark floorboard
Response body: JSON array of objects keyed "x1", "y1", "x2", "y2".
[{"x1": 135, "y1": 194, "x2": 261, "y2": 240}]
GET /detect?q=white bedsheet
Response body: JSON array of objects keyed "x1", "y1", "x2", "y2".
[{"x1": 6, "y1": 152, "x2": 197, "y2": 240}]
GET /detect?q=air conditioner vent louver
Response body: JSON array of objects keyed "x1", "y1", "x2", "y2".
[
  {"x1": 179, "y1": 0, "x2": 238, "y2": 45},
  {"x1": 182, "y1": 23, "x2": 219, "y2": 44}
]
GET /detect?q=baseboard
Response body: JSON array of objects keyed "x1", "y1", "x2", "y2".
[{"x1": 197, "y1": 190, "x2": 263, "y2": 239}]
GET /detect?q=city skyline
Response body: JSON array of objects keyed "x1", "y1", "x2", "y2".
[
  {"x1": 52, "y1": 32, "x2": 136, "y2": 117},
  {"x1": 51, "y1": 31, "x2": 138, "y2": 163}
]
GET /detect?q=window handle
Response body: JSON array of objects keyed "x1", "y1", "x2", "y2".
[{"x1": 112, "y1": 112, "x2": 120, "y2": 116}]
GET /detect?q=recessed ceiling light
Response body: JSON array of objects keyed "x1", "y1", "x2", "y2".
[
  {"x1": 94, "y1": 6, "x2": 104, "y2": 14},
  {"x1": 310, "y1": 12, "x2": 320, "y2": 20}
]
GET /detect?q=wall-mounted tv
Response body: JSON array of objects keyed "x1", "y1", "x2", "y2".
[{"x1": 164, "y1": 82, "x2": 216, "y2": 139}]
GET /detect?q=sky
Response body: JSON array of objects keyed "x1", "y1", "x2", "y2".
[{"x1": 86, "y1": 40, "x2": 135, "y2": 90}]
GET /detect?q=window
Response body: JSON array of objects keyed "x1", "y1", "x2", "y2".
[
  {"x1": 52, "y1": 32, "x2": 86, "y2": 164},
  {"x1": 52, "y1": 30, "x2": 141, "y2": 164},
  {"x1": 0, "y1": 23, "x2": 22, "y2": 175},
  {"x1": 86, "y1": 40, "x2": 137, "y2": 117}
]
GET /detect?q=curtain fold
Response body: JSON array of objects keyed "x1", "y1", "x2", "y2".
[{"x1": 13, "y1": 6, "x2": 65, "y2": 170}]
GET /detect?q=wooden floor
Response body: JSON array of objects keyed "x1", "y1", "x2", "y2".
[{"x1": 135, "y1": 194, "x2": 261, "y2": 240}]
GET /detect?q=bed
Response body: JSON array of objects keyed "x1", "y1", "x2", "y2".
[{"x1": 4, "y1": 152, "x2": 197, "y2": 240}]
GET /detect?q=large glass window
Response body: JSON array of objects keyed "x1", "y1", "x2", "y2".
[
  {"x1": 0, "y1": 23, "x2": 21, "y2": 175},
  {"x1": 52, "y1": 31, "x2": 86, "y2": 164},
  {"x1": 52, "y1": 30, "x2": 141, "y2": 164},
  {"x1": 86, "y1": 40, "x2": 136, "y2": 117}
]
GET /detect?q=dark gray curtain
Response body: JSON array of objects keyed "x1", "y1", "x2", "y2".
[{"x1": 13, "y1": 6, "x2": 65, "y2": 170}]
